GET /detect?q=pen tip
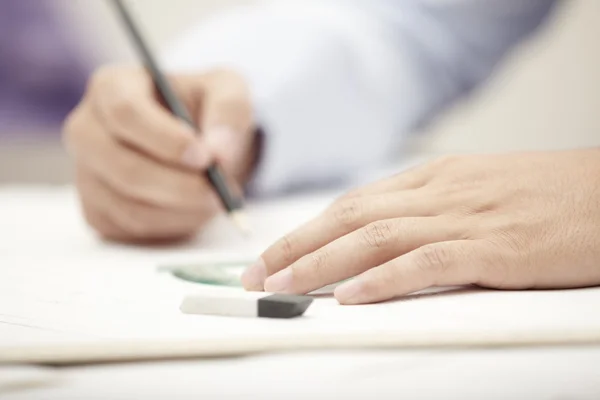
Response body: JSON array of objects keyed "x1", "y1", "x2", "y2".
[{"x1": 230, "y1": 210, "x2": 252, "y2": 237}]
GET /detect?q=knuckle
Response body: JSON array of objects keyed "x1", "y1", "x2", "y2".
[
  {"x1": 308, "y1": 250, "x2": 330, "y2": 274},
  {"x1": 277, "y1": 234, "x2": 296, "y2": 265},
  {"x1": 360, "y1": 220, "x2": 394, "y2": 249},
  {"x1": 453, "y1": 202, "x2": 488, "y2": 217},
  {"x1": 330, "y1": 198, "x2": 363, "y2": 228},
  {"x1": 105, "y1": 91, "x2": 138, "y2": 123},
  {"x1": 414, "y1": 244, "x2": 451, "y2": 277},
  {"x1": 90, "y1": 65, "x2": 141, "y2": 124}
]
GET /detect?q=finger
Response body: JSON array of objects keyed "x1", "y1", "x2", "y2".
[
  {"x1": 334, "y1": 240, "x2": 481, "y2": 304},
  {"x1": 262, "y1": 216, "x2": 466, "y2": 295},
  {"x1": 76, "y1": 168, "x2": 132, "y2": 242},
  {"x1": 198, "y1": 72, "x2": 254, "y2": 170},
  {"x1": 340, "y1": 162, "x2": 430, "y2": 199},
  {"x1": 78, "y1": 166, "x2": 211, "y2": 241},
  {"x1": 89, "y1": 66, "x2": 210, "y2": 170},
  {"x1": 246, "y1": 188, "x2": 454, "y2": 290},
  {"x1": 79, "y1": 201, "x2": 129, "y2": 241},
  {"x1": 65, "y1": 104, "x2": 221, "y2": 211},
  {"x1": 83, "y1": 208, "x2": 131, "y2": 243},
  {"x1": 340, "y1": 155, "x2": 463, "y2": 199},
  {"x1": 200, "y1": 71, "x2": 253, "y2": 134}
]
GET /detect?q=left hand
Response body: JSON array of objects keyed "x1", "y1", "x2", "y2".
[{"x1": 241, "y1": 148, "x2": 600, "y2": 304}]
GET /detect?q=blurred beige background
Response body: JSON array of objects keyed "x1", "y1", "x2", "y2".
[{"x1": 1, "y1": 0, "x2": 598, "y2": 184}]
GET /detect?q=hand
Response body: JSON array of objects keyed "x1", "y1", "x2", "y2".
[
  {"x1": 242, "y1": 149, "x2": 600, "y2": 304},
  {"x1": 63, "y1": 65, "x2": 257, "y2": 242}
]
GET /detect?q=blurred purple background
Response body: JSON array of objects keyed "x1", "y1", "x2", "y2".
[{"x1": 0, "y1": 0, "x2": 91, "y2": 136}]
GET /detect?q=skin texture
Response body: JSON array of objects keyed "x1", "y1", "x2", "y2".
[
  {"x1": 242, "y1": 148, "x2": 600, "y2": 305},
  {"x1": 63, "y1": 65, "x2": 257, "y2": 243}
]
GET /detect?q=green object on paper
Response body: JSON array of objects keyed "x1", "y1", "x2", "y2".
[
  {"x1": 158, "y1": 261, "x2": 252, "y2": 287},
  {"x1": 159, "y1": 260, "x2": 347, "y2": 293}
]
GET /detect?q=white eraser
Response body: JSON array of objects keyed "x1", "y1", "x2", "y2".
[{"x1": 180, "y1": 292, "x2": 313, "y2": 318}]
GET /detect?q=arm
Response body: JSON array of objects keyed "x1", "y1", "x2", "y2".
[{"x1": 163, "y1": 0, "x2": 560, "y2": 196}]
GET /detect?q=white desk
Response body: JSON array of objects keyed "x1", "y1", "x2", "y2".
[{"x1": 1, "y1": 185, "x2": 600, "y2": 400}]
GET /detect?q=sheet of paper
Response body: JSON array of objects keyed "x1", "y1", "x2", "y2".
[{"x1": 2, "y1": 179, "x2": 600, "y2": 362}]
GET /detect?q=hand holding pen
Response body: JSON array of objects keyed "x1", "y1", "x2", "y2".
[{"x1": 63, "y1": 4, "x2": 256, "y2": 242}]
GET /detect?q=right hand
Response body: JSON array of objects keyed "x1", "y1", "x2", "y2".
[{"x1": 63, "y1": 65, "x2": 258, "y2": 243}]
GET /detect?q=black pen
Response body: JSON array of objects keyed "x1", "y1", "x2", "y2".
[{"x1": 110, "y1": 0, "x2": 250, "y2": 234}]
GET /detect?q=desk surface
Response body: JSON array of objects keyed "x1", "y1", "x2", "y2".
[{"x1": 1, "y1": 185, "x2": 600, "y2": 400}]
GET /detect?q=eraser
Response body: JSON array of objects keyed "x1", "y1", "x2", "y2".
[{"x1": 180, "y1": 292, "x2": 313, "y2": 319}]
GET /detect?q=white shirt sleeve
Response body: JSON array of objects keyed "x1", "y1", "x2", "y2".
[{"x1": 163, "y1": 0, "x2": 559, "y2": 196}]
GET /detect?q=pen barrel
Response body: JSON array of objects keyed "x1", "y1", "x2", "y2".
[
  {"x1": 206, "y1": 165, "x2": 242, "y2": 212},
  {"x1": 111, "y1": 0, "x2": 244, "y2": 218}
]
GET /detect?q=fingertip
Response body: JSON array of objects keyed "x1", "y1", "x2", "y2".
[
  {"x1": 334, "y1": 279, "x2": 365, "y2": 305},
  {"x1": 263, "y1": 268, "x2": 293, "y2": 293},
  {"x1": 241, "y1": 257, "x2": 267, "y2": 291}
]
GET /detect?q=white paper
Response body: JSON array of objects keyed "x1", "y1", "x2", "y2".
[{"x1": 1, "y1": 184, "x2": 600, "y2": 359}]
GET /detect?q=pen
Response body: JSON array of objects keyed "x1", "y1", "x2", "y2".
[{"x1": 110, "y1": 0, "x2": 250, "y2": 235}]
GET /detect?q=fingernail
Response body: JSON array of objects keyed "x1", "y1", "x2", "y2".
[
  {"x1": 264, "y1": 268, "x2": 293, "y2": 293},
  {"x1": 241, "y1": 257, "x2": 267, "y2": 291},
  {"x1": 181, "y1": 142, "x2": 209, "y2": 169},
  {"x1": 334, "y1": 279, "x2": 364, "y2": 304}
]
